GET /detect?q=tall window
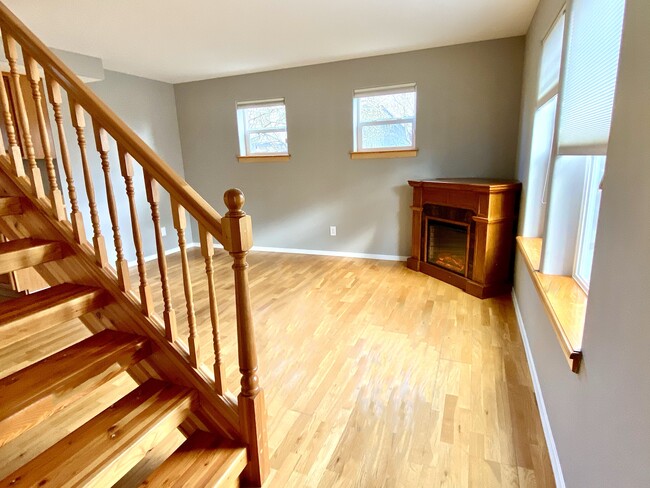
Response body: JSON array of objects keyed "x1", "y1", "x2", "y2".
[
  {"x1": 236, "y1": 99, "x2": 288, "y2": 156},
  {"x1": 353, "y1": 84, "x2": 416, "y2": 152},
  {"x1": 547, "y1": 0, "x2": 626, "y2": 291},
  {"x1": 522, "y1": 11, "x2": 565, "y2": 237}
]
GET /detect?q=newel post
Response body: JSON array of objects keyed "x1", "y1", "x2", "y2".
[{"x1": 222, "y1": 188, "x2": 269, "y2": 486}]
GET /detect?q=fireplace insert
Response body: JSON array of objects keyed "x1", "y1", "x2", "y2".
[{"x1": 426, "y1": 218, "x2": 469, "y2": 276}]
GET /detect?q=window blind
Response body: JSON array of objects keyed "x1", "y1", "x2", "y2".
[
  {"x1": 557, "y1": 0, "x2": 626, "y2": 155},
  {"x1": 236, "y1": 98, "x2": 284, "y2": 110},
  {"x1": 354, "y1": 83, "x2": 416, "y2": 98},
  {"x1": 538, "y1": 12, "x2": 565, "y2": 103}
]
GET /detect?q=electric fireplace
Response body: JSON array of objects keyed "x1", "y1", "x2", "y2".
[
  {"x1": 407, "y1": 179, "x2": 521, "y2": 298},
  {"x1": 427, "y1": 219, "x2": 469, "y2": 275}
]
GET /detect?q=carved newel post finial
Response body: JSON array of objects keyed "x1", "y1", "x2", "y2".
[{"x1": 224, "y1": 188, "x2": 246, "y2": 217}]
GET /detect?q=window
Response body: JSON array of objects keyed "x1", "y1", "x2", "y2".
[
  {"x1": 543, "y1": 0, "x2": 625, "y2": 282},
  {"x1": 574, "y1": 156, "x2": 605, "y2": 291},
  {"x1": 518, "y1": 0, "x2": 626, "y2": 372},
  {"x1": 236, "y1": 99, "x2": 289, "y2": 158},
  {"x1": 352, "y1": 84, "x2": 416, "y2": 154},
  {"x1": 521, "y1": 11, "x2": 565, "y2": 237}
]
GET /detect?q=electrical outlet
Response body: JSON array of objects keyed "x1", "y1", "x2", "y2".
[
  {"x1": 161, "y1": 226, "x2": 167, "y2": 237},
  {"x1": 330, "y1": 226, "x2": 337, "y2": 236}
]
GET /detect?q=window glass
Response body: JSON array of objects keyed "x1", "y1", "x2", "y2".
[
  {"x1": 574, "y1": 156, "x2": 606, "y2": 291},
  {"x1": 236, "y1": 100, "x2": 288, "y2": 156},
  {"x1": 353, "y1": 85, "x2": 416, "y2": 151}
]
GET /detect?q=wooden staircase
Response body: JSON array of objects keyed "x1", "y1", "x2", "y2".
[
  {"x1": 0, "y1": 2, "x2": 269, "y2": 486},
  {"x1": 0, "y1": 206, "x2": 250, "y2": 487}
]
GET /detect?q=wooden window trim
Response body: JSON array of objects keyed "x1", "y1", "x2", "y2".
[
  {"x1": 237, "y1": 154, "x2": 291, "y2": 163},
  {"x1": 516, "y1": 236, "x2": 586, "y2": 373},
  {"x1": 349, "y1": 149, "x2": 418, "y2": 160}
]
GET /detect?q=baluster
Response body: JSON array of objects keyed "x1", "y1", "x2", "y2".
[
  {"x1": 222, "y1": 188, "x2": 269, "y2": 484},
  {"x1": 46, "y1": 76, "x2": 85, "y2": 242},
  {"x1": 69, "y1": 101, "x2": 108, "y2": 266},
  {"x1": 118, "y1": 146, "x2": 153, "y2": 315},
  {"x1": 93, "y1": 124, "x2": 129, "y2": 291},
  {"x1": 144, "y1": 172, "x2": 177, "y2": 341},
  {"x1": 0, "y1": 47, "x2": 24, "y2": 176},
  {"x1": 171, "y1": 199, "x2": 200, "y2": 367},
  {"x1": 2, "y1": 34, "x2": 44, "y2": 197},
  {"x1": 24, "y1": 56, "x2": 66, "y2": 220},
  {"x1": 199, "y1": 224, "x2": 225, "y2": 394}
]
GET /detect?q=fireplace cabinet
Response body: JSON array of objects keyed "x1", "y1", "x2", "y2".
[{"x1": 407, "y1": 179, "x2": 521, "y2": 299}]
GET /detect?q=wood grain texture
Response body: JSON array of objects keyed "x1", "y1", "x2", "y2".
[
  {"x1": 0, "y1": 160, "x2": 241, "y2": 440},
  {"x1": 140, "y1": 431, "x2": 247, "y2": 487},
  {"x1": 0, "y1": 380, "x2": 196, "y2": 488},
  {"x1": 516, "y1": 237, "x2": 584, "y2": 373},
  {"x1": 0, "y1": 196, "x2": 21, "y2": 216},
  {"x1": 0, "y1": 238, "x2": 65, "y2": 275},
  {"x1": 0, "y1": 283, "x2": 109, "y2": 347},
  {"x1": 135, "y1": 250, "x2": 555, "y2": 487},
  {"x1": 0, "y1": 329, "x2": 150, "y2": 447}
]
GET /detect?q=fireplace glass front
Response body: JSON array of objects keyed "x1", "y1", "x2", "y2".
[{"x1": 426, "y1": 219, "x2": 469, "y2": 276}]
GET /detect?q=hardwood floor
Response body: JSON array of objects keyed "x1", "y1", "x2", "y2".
[
  {"x1": 140, "y1": 249, "x2": 554, "y2": 488},
  {"x1": 0, "y1": 251, "x2": 554, "y2": 487}
]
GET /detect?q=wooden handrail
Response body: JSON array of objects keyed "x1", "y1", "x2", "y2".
[
  {"x1": 0, "y1": 4, "x2": 269, "y2": 482},
  {"x1": 0, "y1": 2, "x2": 223, "y2": 241}
]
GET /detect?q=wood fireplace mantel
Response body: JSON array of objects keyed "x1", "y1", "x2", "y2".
[{"x1": 407, "y1": 178, "x2": 521, "y2": 299}]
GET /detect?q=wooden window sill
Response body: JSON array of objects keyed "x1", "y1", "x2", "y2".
[
  {"x1": 349, "y1": 149, "x2": 418, "y2": 160},
  {"x1": 516, "y1": 236, "x2": 586, "y2": 373},
  {"x1": 237, "y1": 154, "x2": 291, "y2": 163}
]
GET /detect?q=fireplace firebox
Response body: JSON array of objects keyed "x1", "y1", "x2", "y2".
[
  {"x1": 408, "y1": 179, "x2": 521, "y2": 299},
  {"x1": 427, "y1": 219, "x2": 469, "y2": 275}
]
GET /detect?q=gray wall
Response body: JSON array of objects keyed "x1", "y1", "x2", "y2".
[
  {"x1": 174, "y1": 38, "x2": 525, "y2": 257},
  {"x1": 514, "y1": 0, "x2": 650, "y2": 486},
  {"x1": 53, "y1": 69, "x2": 188, "y2": 263}
]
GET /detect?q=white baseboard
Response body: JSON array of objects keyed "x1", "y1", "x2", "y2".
[
  {"x1": 511, "y1": 290, "x2": 566, "y2": 488},
  {"x1": 248, "y1": 245, "x2": 408, "y2": 262},
  {"x1": 130, "y1": 242, "x2": 405, "y2": 266},
  {"x1": 128, "y1": 242, "x2": 199, "y2": 267}
]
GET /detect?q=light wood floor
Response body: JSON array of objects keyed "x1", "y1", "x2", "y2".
[{"x1": 0, "y1": 251, "x2": 554, "y2": 487}]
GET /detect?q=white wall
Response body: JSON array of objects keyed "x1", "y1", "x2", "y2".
[{"x1": 514, "y1": 0, "x2": 650, "y2": 486}]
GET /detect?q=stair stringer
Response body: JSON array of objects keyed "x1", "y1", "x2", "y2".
[{"x1": 0, "y1": 156, "x2": 241, "y2": 442}]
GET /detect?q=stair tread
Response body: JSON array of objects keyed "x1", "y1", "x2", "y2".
[
  {"x1": 0, "y1": 197, "x2": 22, "y2": 217},
  {"x1": 0, "y1": 238, "x2": 65, "y2": 275},
  {"x1": 140, "y1": 431, "x2": 247, "y2": 487},
  {"x1": 0, "y1": 282, "x2": 107, "y2": 326},
  {"x1": 0, "y1": 329, "x2": 150, "y2": 448},
  {"x1": 0, "y1": 283, "x2": 111, "y2": 347},
  {"x1": 0, "y1": 379, "x2": 196, "y2": 488}
]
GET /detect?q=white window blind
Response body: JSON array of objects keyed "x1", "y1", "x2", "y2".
[
  {"x1": 557, "y1": 0, "x2": 626, "y2": 155},
  {"x1": 538, "y1": 12, "x2": 565, "y2": 103},
  {"x1": 353, "y1": 83, "x2": 416, "y2": 98}
]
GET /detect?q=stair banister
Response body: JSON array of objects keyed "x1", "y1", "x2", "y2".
[
  {"x1": 0, "y1": 2, "x2": 223, "y2": 242},
  {"x1": 0, "y1": 2, "x2": 270, "y2": 484}
]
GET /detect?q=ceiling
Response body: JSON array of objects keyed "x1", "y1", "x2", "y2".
[{"x1": 4, "y1": 0, "x2": 540, "y2": 84}]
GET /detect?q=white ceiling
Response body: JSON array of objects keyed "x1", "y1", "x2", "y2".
[{"x1": 4, "y1": 0, "x2": 539, "y2": 84}]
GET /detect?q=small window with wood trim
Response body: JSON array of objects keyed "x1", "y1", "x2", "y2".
[
  {"x1": 351, "y1": 84, "x2": 417, "y2": 159},
  {"x1": 236, "y1": 99, "x2": 289, "y2": 162}
]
